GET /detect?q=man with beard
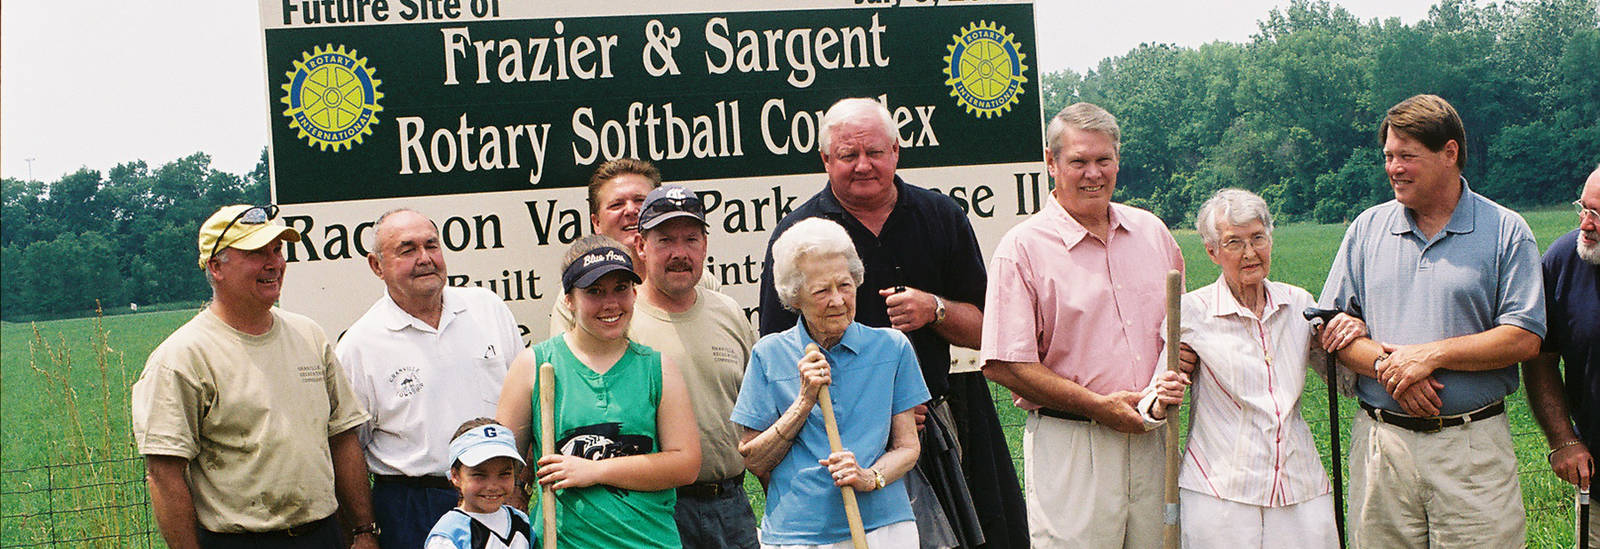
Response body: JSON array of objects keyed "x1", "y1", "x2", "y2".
[
  {"x1": 337, "y1": 208, "x2": 525, "y2": 548},
  {"x1": 1525, "y1": 164, "x2": 1600, "y2": 547}
]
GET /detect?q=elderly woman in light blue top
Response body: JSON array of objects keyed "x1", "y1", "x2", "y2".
[
  {"x1": 730, "y1": 217, "x2": 928, "y2": 549},
  {"x1": 1141, "y1": 189, "x2": 1365, "y2": 548}
]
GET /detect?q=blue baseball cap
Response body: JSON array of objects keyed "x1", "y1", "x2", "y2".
[
  {"x1": 449, "y1": 424, "x2": 525, "y2": 467},
  {"x1": 638, "y1": 185, "x2": 706, "y2": 231},
  {"x1": 561, "y1": 246, "x2": 641, "y2": 293}
]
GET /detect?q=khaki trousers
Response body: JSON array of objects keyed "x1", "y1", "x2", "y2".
[
  {"x1": 1348, "y1": 411, "x2": 1524, "y2": 548},
  {"x1": 1022, "y1": 412, "x2": 1166, "y2": 549}
]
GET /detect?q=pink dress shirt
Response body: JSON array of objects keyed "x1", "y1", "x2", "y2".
[
  {"x1": 1151, "y1": 277, "x2": 1332, "y2": 507},
  {"x1": 980, "y1": 198, "x2": 1183, "y2": 409}
]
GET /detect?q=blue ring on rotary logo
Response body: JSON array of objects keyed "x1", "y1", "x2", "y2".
[
  {"x1": 280, "y1": 44, "x2": 384, "y2": 151},
  {"x1": 943, "y1": 22, "x2": 1029, "y2": 118}
]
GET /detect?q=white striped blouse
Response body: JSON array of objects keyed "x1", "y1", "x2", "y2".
[{"x1": 1151, "y1": 277, "x2": 1333, "y2": 507}]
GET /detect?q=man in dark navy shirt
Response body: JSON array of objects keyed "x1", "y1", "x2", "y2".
[
  {"x1": 757, "y1": 97, "x2": 1026, "y2": 548},
  {"x1": 1526, "y1": 164, "x2": 1600, "y2": 547}
]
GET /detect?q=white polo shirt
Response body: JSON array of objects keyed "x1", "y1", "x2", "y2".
[{"x1": 337, "y1": 286, "x2": 525, "y2": 476}]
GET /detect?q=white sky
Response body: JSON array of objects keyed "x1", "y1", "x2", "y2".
[{"x1": 0, "y1": 1, "x2": 1432, "y2": 183}]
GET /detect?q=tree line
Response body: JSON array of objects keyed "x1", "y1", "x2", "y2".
[
  {"x1": 2, "y1": 0, "x2": 1596, "y2": 319},
  {"x1": 1042, "y1": 0, "x2": 1599, "y2": 225}
]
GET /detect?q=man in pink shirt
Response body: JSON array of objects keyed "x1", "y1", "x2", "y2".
[{"x1": 981, "y1": 102, "x2": 1184, "y2": 548}]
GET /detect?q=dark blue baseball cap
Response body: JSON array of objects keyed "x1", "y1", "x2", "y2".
[
  {"x1": 562, "y1": 246, "x2": 641, "y2": 293},
  {"x1": 637, "y1": 185, "x2": 706, "y2": 231}
]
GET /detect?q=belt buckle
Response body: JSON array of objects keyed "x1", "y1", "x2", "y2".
[
  {"x1": 1421, "y1": 417, "x2": 1445, "y2": 434},
  {"x1": 705, "y1": 483, "x2": 722, "y2": 497}
]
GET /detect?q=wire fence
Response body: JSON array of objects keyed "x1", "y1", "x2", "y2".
[
  {"x1": 0, "y1": 457, "x2": 157, "y2": 548},
  {"x1": 0, "y1": 383, "x2": 1580, "y2": 547}
]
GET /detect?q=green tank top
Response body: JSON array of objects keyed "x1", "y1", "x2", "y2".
[{"x1": 528, "y1": 335, "x2": 680, "y2": 548}]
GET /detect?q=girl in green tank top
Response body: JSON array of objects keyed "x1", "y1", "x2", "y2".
[{"x1": 495, "y1": 237, "x2": 701, "y2": 549}]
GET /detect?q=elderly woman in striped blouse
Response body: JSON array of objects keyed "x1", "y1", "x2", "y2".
[{"x1": 1140, "y1": 188, "x2": 1366, "y2": 548}]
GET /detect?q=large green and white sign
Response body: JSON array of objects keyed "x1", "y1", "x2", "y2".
[{"x1": 262, "y1": 0, "x2": 1045, "y2": 364}]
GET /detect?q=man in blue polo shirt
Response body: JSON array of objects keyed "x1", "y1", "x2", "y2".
[
  {"x1": 1318, "y1": 94, "x2": 1546, "y2": 547},
  {"x1": 1525, "y1": 164, "x2": 1600, "y2": 547}
]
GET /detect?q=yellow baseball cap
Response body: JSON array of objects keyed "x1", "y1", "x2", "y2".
[{"x1": 197, "y1": 204, "x2": 301, "y2": 268}]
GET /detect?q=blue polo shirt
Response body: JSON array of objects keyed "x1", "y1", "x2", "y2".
[
  {"x1": 1319, "y1": 179, "x2": 1546, "y2": 415},
  {"x1": 1542, "y1": 230, "x2": 1600, "y2": 446},
  {"x1": 730, "y1": 320, "x2": 929, "y2": 546}
]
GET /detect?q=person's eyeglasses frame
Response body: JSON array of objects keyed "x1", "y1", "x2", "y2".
[{"x1": 209, "y1": 205, "x2": 281, "y2": 264}]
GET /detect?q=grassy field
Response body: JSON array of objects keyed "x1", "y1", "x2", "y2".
[{"x1": 0, "y1": 206, "x2": 1585, "y2": 546}]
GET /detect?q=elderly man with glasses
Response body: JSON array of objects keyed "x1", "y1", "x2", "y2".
[
  {"x1": 133, "y1": 205, "x2": 378, "y2": 549},
  {"x1": 1524, "y1": 164, "x2": 1600, "y2": 547}
]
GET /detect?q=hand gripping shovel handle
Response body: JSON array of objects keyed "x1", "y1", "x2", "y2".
[
  {"x1": 1302, "y1": 306, "x2": 1349, "y2": 549},
  {"x1": 807, "y1": 343, "x2": 868, "y2": 549},
  {"x1": 539, "y1": 363, "x2": 557, "y2": 549},
  {"x1": 1163, "y1": 271, "x2": 1183, "y2": 549}
]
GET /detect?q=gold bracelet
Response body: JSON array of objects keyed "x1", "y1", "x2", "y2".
[{"x1": 1548, "y1": 439, "x2": 1585, "y2": 464}]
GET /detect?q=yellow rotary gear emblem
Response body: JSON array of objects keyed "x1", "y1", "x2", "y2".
[
  {"x1": 943, "y1": 22, "x2": 1028, "y2": 119},
  {"x1": 281, "y1": 44, "x2": 383, "y2": 151}
]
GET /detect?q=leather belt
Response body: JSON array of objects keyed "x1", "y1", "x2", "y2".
[
  {"x1": 1036, "y1": 407, "x2": 1091, "y2": 422},
  {"x1": 203, "y1": 514, "x2": 334, "y2": 537},
  {"x1": 676, "y1": 476, "x2": 744, "y2": 500},
  {"x1": 1359, "y1": 400, "x2": 1505, "y2": 433},
  {"x1": 373, "y1": 473, "x2": 453, "y2": 490}
]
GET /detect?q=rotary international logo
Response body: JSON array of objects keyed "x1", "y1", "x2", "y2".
[
  {"x1": 281, "y1": 44, "x2": 383, "y2": 151},
  {"x1": 943, "y1": 22, "x2": 1028, "y2": 119}
]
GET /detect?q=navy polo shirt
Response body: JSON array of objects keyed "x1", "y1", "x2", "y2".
[
  {"x1": 1542, "y1": 230, "x2": 1600, "y2": 446},
  {"x1": 757, "y1": 176, "x2": 988, "y2": 398}
]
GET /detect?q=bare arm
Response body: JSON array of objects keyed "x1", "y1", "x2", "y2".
[
  {"x1": 822, "y1": 409, "x2": 922, "y2": 492},
  {"x1": 330, "y1": 428, "x2": 379, "y2": 548},
  {"x1": 535, "y1": 357, "x2": 701, "y2": 492},
  {"x1": 982, "y1": 360, "x2": 1145, "y2": 433},
  {"x1": 495, "y1": 349, "x2": 538, "y2": 509},
  {"x1": 880, "y1": 288, "x2": 982, "y2": 349},
  {"x1": 1379, "y1": 325, "x2": 1543, "y2": 396},
  {"x1": 738, "y1": 346, "x2": 832, "y2": 479},
  {"x1": 1524, "y1": 351, "x2": 1592, "y2": 489},
  {"x1": 146, "y1": 455, "x2": 200, "y2": 549}
]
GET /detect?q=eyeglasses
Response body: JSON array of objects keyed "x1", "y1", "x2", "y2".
[
  {"x1": 210, "y1": 205, "x2": 280, "y2": 261},
  {"x1": 641, "y1": 196, "x2": 703, "y2": 219},
  {"x1": 1219, "y1": 234, "x2": 1271, "y2": 253},
  {"x1": 1575, "y1": 200, "x2": 1599, "y2": 223}
]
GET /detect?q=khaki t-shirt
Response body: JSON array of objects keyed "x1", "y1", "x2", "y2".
[{"x1": 131, "y1": 308, "x2": 369, "y2": 532}]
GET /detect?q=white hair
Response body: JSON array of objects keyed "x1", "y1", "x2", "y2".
[
  {"x1": 1046, "y1": 102, "x2": 1121, "y2": 156},
  {"x1": 1196, "y1": 188, "x2": 1274, "y2": 247},
  {"x1": 818, "y1": 98, "x2": 896, "y2": 153},
  {"x1": 771, "y1": 218, "x2": 865, "y2": 309}
]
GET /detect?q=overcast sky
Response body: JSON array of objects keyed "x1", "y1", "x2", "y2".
[{"x1": 1, "y1": 1, "x2": 1432, "y2": 183}]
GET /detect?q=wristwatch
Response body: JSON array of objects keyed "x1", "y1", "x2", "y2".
[
  {"x1": 931, "y1": 294, "x2": 947, "y2": 325},
  {"x1": 352, "y1": 522, "x2": 382, "y2": 538},
  {"x1": 871, "y1": 467, "x2": 886, "y2": 491}
]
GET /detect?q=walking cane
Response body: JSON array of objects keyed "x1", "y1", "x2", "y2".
[
  {"x1": 1302, "y1": 307, "x2": 1349, "y2": 549},
  {"x1": 806, "y1": 343, "x2": 869, "y2": 549},
  {"x1": 539, "y1": 363, "x2": 558, "y2": 549},
  {"x1": 1163, "y1": 270, "x2": 1183, "y2": 549},
  {"x1": 1581, "y1": 488, "x2": 1591, "y2": 549}
]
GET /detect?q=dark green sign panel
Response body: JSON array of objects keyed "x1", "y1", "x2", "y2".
[{"x1": 265, "y1": 6, "x2": 1040, "y2": 204}]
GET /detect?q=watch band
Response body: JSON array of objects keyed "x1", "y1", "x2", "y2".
[
  {"x1": 351, "y1": 522, "x2": 381, "y2": 537},
  {"x1": 932, "y1": 294, "x2": 947, "y2": 325}
]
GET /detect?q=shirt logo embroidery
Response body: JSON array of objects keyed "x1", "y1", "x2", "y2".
[
  {"x1": 387, "y1": 366, "x2": 423, "y2": 398},
  {"x1": 296, "y1": 364, "x2": 324, "y2": 383}
]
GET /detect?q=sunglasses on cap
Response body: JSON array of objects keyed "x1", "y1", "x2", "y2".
[{"x1": 210, "y1": 204, "x2": 280, "y2": 262}]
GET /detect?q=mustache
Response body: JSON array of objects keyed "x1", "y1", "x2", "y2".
[{"x1": 664, "y1": 258, "x2": 696, "y2": 271}]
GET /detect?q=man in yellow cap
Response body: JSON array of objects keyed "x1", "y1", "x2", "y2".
[{"x1": 132, "y1": 204, "x2": 379, "y2": 549}]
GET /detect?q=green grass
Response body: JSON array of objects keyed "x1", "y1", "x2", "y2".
[{"x1": 1, "y1": 206, "x2": 1586, "y2": 546}]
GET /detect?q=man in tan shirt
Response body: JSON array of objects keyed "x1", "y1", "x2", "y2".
[
  {"x1": 632, "y1": 185, "x2": 760, "y2": 548},
  {"x1": 132, "y1": 204, "x2": 376, "y2": 549}
]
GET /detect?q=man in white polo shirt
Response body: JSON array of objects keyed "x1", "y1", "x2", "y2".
[{"x1": 337, "y1": 208, "x2": 525, "y2": 548}]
